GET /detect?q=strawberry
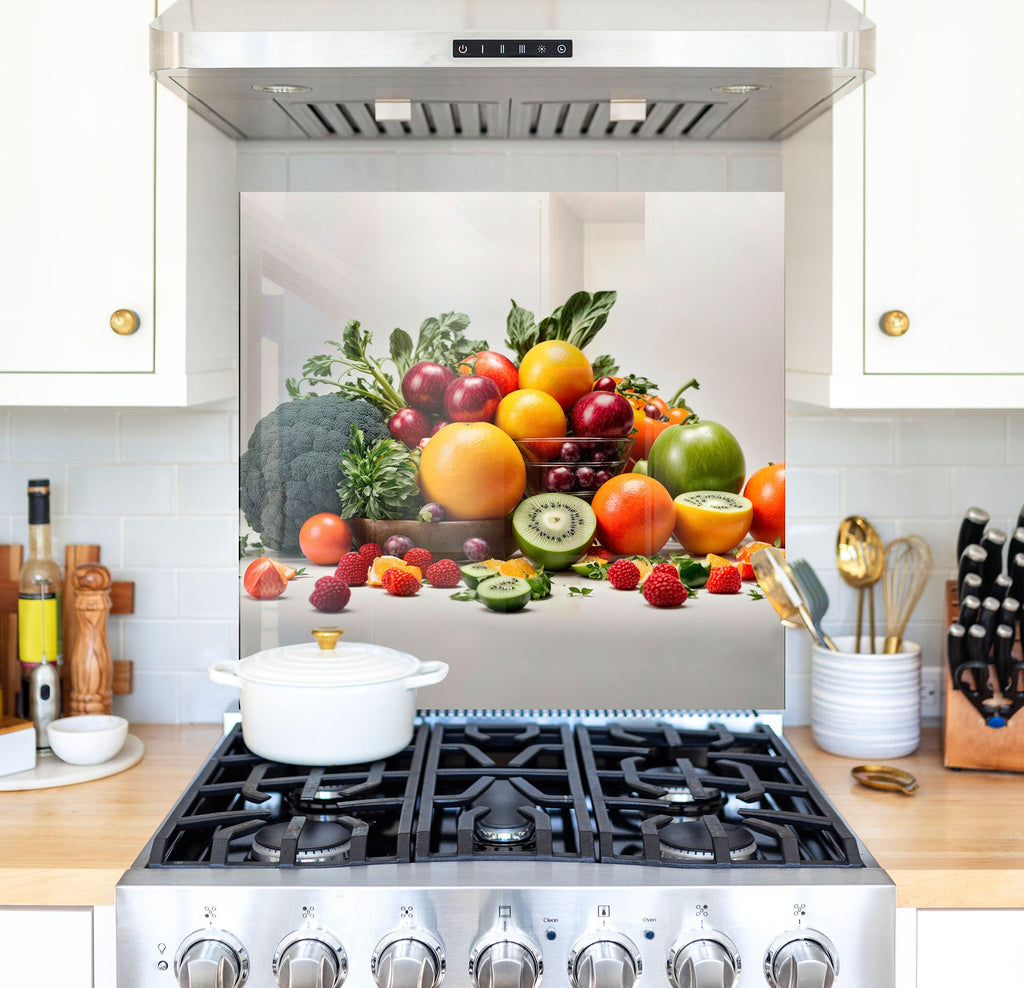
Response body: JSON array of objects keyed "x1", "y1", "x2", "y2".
[
  {"x1": 381, "y1": 568, "x2": 400, "y2": 592},
  {"x1": 334, "y1": 552, "x2": 368, "y2": 587},
  {"x1": 386, "y1": 570, "x2": 421, "y2": 597},
  {"x1": 403, "y1": 547, "x2": 434, "y2": 571},
  {"x1": 642, "y1": 569, "x2": 688, "y2": 608},
  {"x1": 358, "y1": 542, "x2": 384, "y2": 565},
  {"x1": 425, "y1": 558, "x2": 461, "y2": 589},
  {"x1": 607, "y1": 559, "x2": 641, "y2": 590},
  {"x1": 309, "y1": 576, "x2": 351, "y2": 612},
  {"x1": 706, "y1": 565, "x2": 742, "y2": 594}
]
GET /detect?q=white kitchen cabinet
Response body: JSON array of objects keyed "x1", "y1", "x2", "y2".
[
  {"x1": 784, "y1": 0, "x2": 1024, "y2": 409},
  {"x1": 0, "y1": 907, "x2": 94, "y2": 988},
  {"x1": 0, "y1": 1, "x2": 237, "y2": 407}
]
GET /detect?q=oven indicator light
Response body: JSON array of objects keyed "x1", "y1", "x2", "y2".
[
  {"x1": 644, "y1": 930, "x2": 655, "y2": 941},
  {"x1": 546, "y1": 930, "x2": 557, "y2": 941}
]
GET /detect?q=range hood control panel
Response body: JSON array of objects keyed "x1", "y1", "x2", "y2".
[{"x1": 452, "y1": 40, "x2": 573, "y2": 58}]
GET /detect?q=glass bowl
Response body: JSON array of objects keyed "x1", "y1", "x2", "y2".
[{"x1": 514, "y1": 437, "x2": 635, "y2": 499}]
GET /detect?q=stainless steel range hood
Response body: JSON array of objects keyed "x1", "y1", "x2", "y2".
[{"x1": 151, "y1": 0, "x2": 874, "y2": 142}]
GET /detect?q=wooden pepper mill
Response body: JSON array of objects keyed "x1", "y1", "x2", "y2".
[{"x1": 69, "y1": 564, "x2": 113, "y2": 715}]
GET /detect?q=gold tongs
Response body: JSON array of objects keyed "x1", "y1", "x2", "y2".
[{"x1": 850, "y1": 764, "x2": 919, "y2": 795}]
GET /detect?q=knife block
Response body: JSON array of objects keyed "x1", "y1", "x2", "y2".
[{"x1": 943, "y1": 580, "x2": 1024, "y2": 771}]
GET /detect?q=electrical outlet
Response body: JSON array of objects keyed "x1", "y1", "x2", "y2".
[{"x1": 920, "y1": 667, "x2": 942, "y2": 720}]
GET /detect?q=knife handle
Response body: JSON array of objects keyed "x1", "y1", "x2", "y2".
[
  {"x1": 1017, "y1": 503, "x2": 1024, "y2": 535},
  {"x1": 958, "y1": 593, "x2": 982, "y2": 629},
  {"x1": 1010, "y1": 552, "x2": 1024, "y2": 605},
  {"x1": 995, "y1": 623, "x2": 1016, "y2": 695},
  {"x1": 957, "y1": 506, "x2": 990, "y2": 560},
  {"x1": 960, "y1": 572, "x2": 983, "y2": 602},
  {"x1": 989, "y1": 573, "x2": 1014, "y2": 603},
  {"x1": 980, "y1": 529, "x2": 1007, "y2": 588},
  {"x1": 978, "y1": 596, "x2": 1002, "y2": 647},
  {"x1": 965, "y1": 623, "x2": 993, "y2": 698},
  {"x1": 1008, "y1": 527, "x2": 1024, "y2": 570},
  {"x1": 947, "y1": 623, "x2": 967, "y2": 688},
  {"x1": 958, "y1": 545, "x2": 988, "y2": 599},
  {"x1": 998, "y1": 596, "x2": 1020, "y2": 630}
]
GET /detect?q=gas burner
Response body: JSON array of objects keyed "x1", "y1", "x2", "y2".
[
  {"x1": 658, "y1": 821, "x2": 757, "y2": 863},
  {"x1": 472, "y1": 780, "x2": 536, "y2": 845},
  {"x1": 286, "y1": 785, "x2": 355, "y2": 820},
  {"x1": 656, "y1": 785, "x2": 727, "y2": 817},
  {"x1": 251, "y1": 820, "x2": 352, "y2": 864}
]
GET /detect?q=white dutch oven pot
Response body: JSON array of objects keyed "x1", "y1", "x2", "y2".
[{"x1": 209, "y1": 628, "x2": 448, "y2": 765}]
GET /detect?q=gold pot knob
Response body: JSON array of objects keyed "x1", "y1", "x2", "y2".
[
  {"x1": 109, "y1": 309, "x2": 140, "y2": 336},
  {"x1": 311, "y1": 627, "x2": 344, "y2": 650},
  {"x1": 880, "y1": 310, "x2": 910, "y2": 337}
]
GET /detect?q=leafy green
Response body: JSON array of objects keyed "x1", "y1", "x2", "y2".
[
  {"x1": 336, "y1": 425, "x2": 422, "y2": 520},
  {"x1": 450, "y1": 589, "x2": 478, "y2": 602},
  {"x1": 573, "y1": 560, "x2": 610, "y2": 580},
  {"x1": 667, "y1": 555, "x2": 712, "y2": 589},
  {"x1": 238, "y1": 533, "x2": 264, "y2": 558},
  {"x1": 748, "y1": 587, "x2": 765, "y2": 601},
  {"x1": 567, "y1": 586, "x2": 594, "y2": 597},
  {"x1": 527, "y1": 570, "x2": 553, "y2": 600}
]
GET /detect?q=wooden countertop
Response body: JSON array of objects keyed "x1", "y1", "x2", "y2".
[{"x1": 1, "y1": 725, "x2": 1021, "y2": 909}]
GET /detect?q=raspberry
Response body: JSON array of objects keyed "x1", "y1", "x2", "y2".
[
  {"x1": 607, "y1": 559, "x2": 641, "y2": 590},
  {"x1": 706, "y1": 565, "x2": 742, "y2": 594},
  {"x1": 651, "y1": 561, "x2": 680, "y2": 579},
  {"x1": 381, "y1": 567, "x2": 400, "y2": 591},
  {"x1": 309, "y1": 577, "x2": 351, "y2": 612},
  {"x1": 403, "y1": 547, "x2": 434, "y2": 571},
  {"x1": 359, "y1": 542, "x2": 384, "y2": 565},
  {"x1": 425, "y1": 558, "x2": 461, "y2": 589},
  {"x1": 642, "y1": 569, "x2": 688, "y2": 608},
  {"x1": 386, "y1": 570, "x2": 421, "y2": 597},
  {"x1": 334, "y1": 552, "x2": 368, "y2": 586}
]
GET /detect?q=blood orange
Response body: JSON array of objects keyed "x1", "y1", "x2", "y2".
[
  {"x1": 298, "y1": 513, "x2": 353, "y2": 565},
  {"x1": 591, "y1": 473, "x2": 676, "y2": 556}
]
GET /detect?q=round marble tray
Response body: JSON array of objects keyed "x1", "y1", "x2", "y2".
[{"x1": 0, "y1": 734, "x2": 144, "y2": 791}]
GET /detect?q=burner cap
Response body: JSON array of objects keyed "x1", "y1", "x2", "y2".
[
  {"x1": 658, "y1": 821, "x2": 757, "y2": 862},
  {"x1": 251, "y1": 820, "x2": 352, "y2": 864},
  {"x1": 472, "y1": 780, "x2": 536, "y2": 845}
]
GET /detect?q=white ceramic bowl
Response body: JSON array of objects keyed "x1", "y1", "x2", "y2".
[{"x1": 47, "y1": 715, "x2": 128, "y2": 765}]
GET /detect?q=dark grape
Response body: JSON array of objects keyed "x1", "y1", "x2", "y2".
[
  {"x1": 545, "y1": 466, "x2": 575, "y2": 493},
  {"x1": 575, "y1": 466, "x2": 596, "y2": 490},
  {"x1": 594, "y1": 469, "x2": 614, "y2": 486},
  {"x1": 593, "y1": 377, "x2": 618, "y2": 392},
  {"x1": 463, "y1": 537, "x2": 490, "y2": 562},
  {"x1": 383, "y1": 534, "x2": 415, "y2": 557},
  {"x1": 559, "y1": 441, "x2": 582, "y2": 463}
]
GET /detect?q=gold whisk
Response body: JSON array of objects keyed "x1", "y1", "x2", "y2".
[{"x1": 882, "y1": 535, "x2": 932, "y2": 654}]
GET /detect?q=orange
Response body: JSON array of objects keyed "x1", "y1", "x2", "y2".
[
  {"x1": 705, "y1": 553, "x2": 736, "y2": 570},
  {"x1": 743, "y1": 462, "x2": 786, "y2": 548},
  {"x1": 591, "y1": 473, "x2": 676, "y2": 556},
  {"x1": 735, "y1": 540, "x2": 774, "y2": 580},
  {"x1": 418, "y1": 422, "x2": 527, "y2": 521},
  {"x1": 493, "y1": 389, "x2": 567, "y2": 440},
  {"x1": 672, "y1": 492, "x2": 753, "y2": 555},
  {"x1": 368, "y1": 556, "x2": 422, "y2": 587},
  {"x1": 298, "y1": 513, "x2": 353, "y2": 565},
  {"x1": 517, "y1": 340, "x2": 593, "y2": 412},
  {"x1": 497, "y1": 557, "x2": 537, "y2": 579}
]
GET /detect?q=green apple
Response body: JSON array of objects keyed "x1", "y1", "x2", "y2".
[{"x1": 647, "y1": 420, "x2": 745, "y2": 499}]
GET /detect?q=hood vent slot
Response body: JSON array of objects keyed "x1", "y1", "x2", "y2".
[
  {"x1": 283, "y1": 100, "x2": 506, "y2": 139},
  {"x1": 280, "y1": 98, "x2": 737, "y2": 141}
]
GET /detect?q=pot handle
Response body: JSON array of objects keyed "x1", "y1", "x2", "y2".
[
  {"x1": 208, "y1": 660, "x2": 243, "y2": 689},
  {"x1": 404, "y1": 660, "x2": 449, "y2": 691}
]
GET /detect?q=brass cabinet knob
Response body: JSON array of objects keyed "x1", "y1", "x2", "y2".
[
  {"x1": 109, "y1": 309, "x2": 140, "y2": 336},
  {"x1": 880, "y1": 310, "x2": 910, "y2": 337}
]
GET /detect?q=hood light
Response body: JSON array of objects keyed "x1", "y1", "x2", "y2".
[
  {"x1": 713, "y1": 84, "x2": 770, "y2": 94},
  {"x1": 252, "y1": 84, "x2": 311, "y2": 94}
]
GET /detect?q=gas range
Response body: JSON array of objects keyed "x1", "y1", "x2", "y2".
[{"x1": 116, "y1": 712, "x2": 894, "y2": 988}]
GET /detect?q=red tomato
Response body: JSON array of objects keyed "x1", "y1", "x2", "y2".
[
  {"x1": 298, "y1": 513, "x2": 353, "y2": 565},
  {"x1": 631, "y1": 407, "x2": 671, "y2": 459},
  {"x1": 458, "y1": 351, "x2": 519, "y2": 398}
]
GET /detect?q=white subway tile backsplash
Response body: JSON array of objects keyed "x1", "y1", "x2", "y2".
[
  {"x1": 113, "y1": 671, "x2": 181, "y2": 724},
  {"x1": 0, "y1": 464, "x2": 67, "y2": 514},
  {"x1": 123, "y1": 517, "x2": 235, "y2": 567},
  {"x1": 67, "y1": 465, "x2": 175, "y2": 515},
  {"x1": 117, "y1": 568, "x2": 180, "y2": 619},
  {"x1": 844, "y1": 468, "x2": 951, "y2": 517},
  {"x1": 899, "y1": 414, "x2": 1006, "y2": 465},
  {"x1": 1008, "y1": 416, "x2": 1024, "y2": 464},
  {"x1": 180, "y1": 672, "x2": 239, "y2": 724},
  {"x1": 10, "y1": 413, "x2": 117, "y2": 462},
  {"x1": 787, "y1": 415, "x2": 892, "y2": 466},
  {"x1": 181, "y1": 465, "x2": 239, "y2": 515},
  {"x1": 784, "y1": 467, "x2": 840, "y2": 517},
  {"x1": 123, "y1": 619, "x2": 237, "y2": 671},
  {"x1": 121, "y1": 413, "x2": 230, "y2": 463},
  {"x1": 951, "y1": 467, "x2": 1024, "y2": 525},
  {"x1": 179, "y1": 569, "x2": 238, "y2": 620},
  {"x1": 47, "y1": 517, "x2": 124, "y2": 567}
]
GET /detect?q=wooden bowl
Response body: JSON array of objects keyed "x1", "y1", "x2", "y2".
[{"x1": 349, "y1": 517, "x2": 517, "y2": 561}]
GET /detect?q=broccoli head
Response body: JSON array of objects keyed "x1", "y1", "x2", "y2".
[{"x1": 239, "y1": 395, "x2": 389, "y2": 551}]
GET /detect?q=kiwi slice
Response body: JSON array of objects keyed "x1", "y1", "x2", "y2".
[
  {"x1": 460, "y1": 562, "x2": 498, "y2": 589},
  {"x1": 477, "y1": 575, "x2": 532, "y2": 613},
  {"x1": 512, "y1": 493, "x2": 597, "y2": 571}
]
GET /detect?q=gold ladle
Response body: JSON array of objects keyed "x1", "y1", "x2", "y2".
[{"x1": 836, "y1": 516, "x2": 886, "y2": 653}]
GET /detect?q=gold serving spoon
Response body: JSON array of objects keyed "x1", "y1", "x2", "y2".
[{"x1": 836, "y1": 516, "x2": 886, "y2": 653}]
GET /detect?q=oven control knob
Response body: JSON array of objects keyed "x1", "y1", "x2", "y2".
[
  {"x1": 568, "y1": 934, "x2": 642, "y2": 988},
  {"x1": 273, "y1": 931, "x2": 347, "y2": 988},
  {"x1": 470, "y1": 937, "x2": 543, "y2": 988},
  {"x1": 764, "y1": 931, "x2": 838, "y2": 988},
  {"x1": 668, "y1": 932, "x2": 740, "y2": 988},
  {"x1": 175, "y1": 930, "x2": 249, "y2": 988},
  {"x1": 372, "y1": 931, "x2": 445, "y2": 988}
]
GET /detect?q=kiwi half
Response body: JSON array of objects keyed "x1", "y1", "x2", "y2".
[
  {"x1": 460, "y1": 562, "x2": 498, "y2": 589},
  {"x1": 477, "y1": 575, "x2": 532, "y2": 613},
  {"x1": 512, "y1": 493, "x2": 597, "y2": 571}
]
